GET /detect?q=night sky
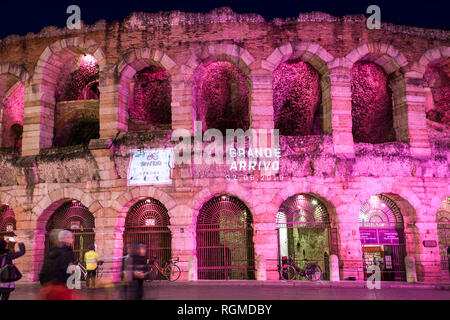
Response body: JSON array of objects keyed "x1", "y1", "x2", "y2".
[{"x1": 0, "y1": 0, "x2": 448, "y2": 39}]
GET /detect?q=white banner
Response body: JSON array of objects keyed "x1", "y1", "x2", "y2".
[{"x1": 127, "y1": 149, "x2": 173, "y2": 185}]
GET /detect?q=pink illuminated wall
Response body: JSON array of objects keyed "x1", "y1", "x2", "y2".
[
  {"x1": 351, "y1": 61, "x2": 396, "y2": 144},
  {"x1": 424, "y1": 64, "x2": 450, "y2": 125},
  {"x1": 273, "y1": 61, "x2": 321, "y2": 136},
  {"x1": 1, "y1": 83, "x2": 24, "y2": 148},
  {"x1": 55, "y1": 54, "x2": 99, "y2": 102},
  {"x1": 195, "y1": 61, "x2": 249, "y2": 133},
  {"x1": 128, "y1": 66, "x2": 171, "y2": 127}
]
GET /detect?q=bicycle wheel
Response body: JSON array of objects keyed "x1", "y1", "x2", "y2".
[
  {"x1": 96, "y1": 267, "x2": 103, "y2": 280},
  {"x1": 279, "y1": 265, "x2": 296, "y2": 280},
  {"x1": 306, "y1": 264, "x2": 322, "y2": 281},
  {"x1": 163, "y1": 264, "x2": 181, "y2": 281}
]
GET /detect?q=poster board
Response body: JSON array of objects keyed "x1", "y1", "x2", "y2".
[{"x1": 127, "y1": 149, "x2": 174, "y2": 185}]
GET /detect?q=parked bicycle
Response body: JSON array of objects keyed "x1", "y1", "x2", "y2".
[
  {"x1": 279, "y1": 254, "x2": 322, "y2": 281},
  {"x1": 147, "y1": 256, "x2": 181, "y2": 282},
  {"x1": 77, "y1": 260, "x2": 104, "y2": 281}
]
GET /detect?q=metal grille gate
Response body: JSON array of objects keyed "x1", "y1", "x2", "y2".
[
  {"x1": 359, "y1": 195, "x2": 406, "y2": 281},
  {"x1": 197, "y1": 195, "x2": 255, "y2": 280},
  {"x1": 437, "y1": 214, "x2": 450, "y2": 271},
  {"x1": 45, "y1": 200, "x2": 95, "y2": 264},
  {"x1": 0, "y1": 205, "x2": 16, "y2": 252},
  {"x1": 123, "y1": 198, "x2": 171, "y2": 279},
  {"x1": 276, "y1": 194, "x2": 338, "y2": 280}
]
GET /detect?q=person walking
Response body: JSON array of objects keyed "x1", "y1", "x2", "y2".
[
  {"x1": 84, "y1": 244, "x2": 98, "y2": 289},
  {"x1": 124, "y1": 243, "x2": 149, "y2": 300},
  {"x1": 0, "y1": 237, "x2": 26, "y2": 300},
  {"x1": 38, "y1": 230, "x2": 77, "y2": 300}
]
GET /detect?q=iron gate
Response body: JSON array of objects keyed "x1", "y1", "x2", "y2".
[
  {"x1": 197, "y1": 195, "x2": 255, "y2": 280},
  {"x1": 0, "y1": 205, "x2": 16, "y2": 252},
  {"x1": 437, "y1": 216, "x2": 450, "y2": 271},
  {"x1": 123, "y1": 198, "x2": 172, "y2": 275},
  {"x1": 45, "y1": 200, "x2": 95, "y2": 264},
  {"x1": 276, "y1": 194, "x2": 338, "y2": 280},
  {"x1": 359, "y1": 195, "x2": 406, "y2": 281}
]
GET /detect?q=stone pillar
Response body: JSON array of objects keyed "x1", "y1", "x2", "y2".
[
  {"x1": 405, "y1": 256, "x2": 417, "y2": 283},
  {"x1": 393, "y1": 76, "x2": 431, "y2": 158},
  {"x1": 169, "y1": 224, "x2": 196, "y2": 281},
  {"x1": 22, "y1": 88, "x2": 47, "y2": 156},
  {"x1": 253, "y1": 222, "x2": 278, "y2": 280},
  {"x1": 94, "y1": 226, "x2": 117, "y2": 281},
  {"x1": 171, "y1": 75, "x2": 193, "y2": 132},
  {"x1": 256, "y1": 255, "x2": 267, "y2": 280},
  {"x1": 188, "y1": 255, "x2": 198, "y2": 281},
  {"x1": 99, "y1": 83, "x2": 122, "y2": 138},
  {"x1": 249, "y1": 73, "x2": 274, "y2": 130},
  {"x1": 329, "y1": 254, "x2": 340, "y2": 281},
  {"x1": 329, "y1": 67, "x2": 355, "y2": 158}
]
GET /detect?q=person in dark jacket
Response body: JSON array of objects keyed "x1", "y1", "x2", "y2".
[
  {"x1": 124, "y1": 243, "x2": 149, "y2": 300},
  {"x1": 0, "y1": 237, "x2": 26, "y2": 300},
  {"x1": 38, "y1": 230, "x2": 76, "y2": 300}
]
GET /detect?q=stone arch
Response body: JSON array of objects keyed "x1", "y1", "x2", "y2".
[
  {"x1": 191, "y1": 183, "x2": 253, "y2": 224},
  {"x1": 115, "y1": 47, "x2": 177, "y2": 132},
  {"x1": 109, "y1": 186, "x2": 176, "y2": 280},
  {"x1": 185, "y1": 43, "x2": 255, "y2": 133},
  {"x1": 344, "y1": 43, "x2": 408, "y2": 143},
  {"x1": 26, "y1": 38, "x2": 105, "y2": 152},
  {"x1": 31, "y1": 187, "x2": 102, "y2": 280},
  {"x1": 0, "y1": 64, "x2": 29, "y2": 148},
  {"x1": 262, "y1": 42, "x2": 334, "y2": 134},
  {"x1": 416, "y1": 46, "x2": 450, "y2": 126}
]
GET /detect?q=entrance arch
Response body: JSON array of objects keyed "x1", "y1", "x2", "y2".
[
  {"x1": 359, "y1": 194, "x2": 406, "y2": 281},
  {"x1": 123, "y1": 198, "x2": 171, "y2": 272},
  {"x1": 0, "y1": 204, "x2": 16, "y2": 241},
  {"x1": 436, "y1": 197, "x2": 450, "y2": 271},
  {"x1": 196, "y1": 195, "x2": 255, "y2": 280},
  {"x1": 276, "y1": 194, "x2": 338, "y2": 280},
  {"x1": 45, "y1": 200, "x2": 95, "y2": 265}
]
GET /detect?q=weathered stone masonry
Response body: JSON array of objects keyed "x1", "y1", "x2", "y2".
[{"x1": 0, "y1": 8, "x2": 448, "y2": 282}]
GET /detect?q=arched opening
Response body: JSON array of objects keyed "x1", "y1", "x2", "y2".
[
  {"x1": 194, "y1": 61, "x2": 250, "y2": 134},
  {"x1": 128, "y1": 66, "x2": 172, "y2": 131},
  {"x1": 44, "y1": 200, "x2": 95, "y2": 265},
  {"x1": 0, "y1": 75, "x2": 24, "y2": 149},
  {"x1": 53, "y1": 54, "x2": 100, "y2": 147},
  {"x1": 424, "y1": 59, "x2": 450, "y2": 126},
  {"x1": 436, "y1": 197, "x2": 450, "y2": 272},
  {"x1": 273, "y1": 61, "x2": 322, "y2": 136},
  {"x1": 351, "y1": 61, "x2": 396, "y2": 143},
  {"x1": 359, "y1": 194, "x2": 406, "y2": 281},
  {"x1": 0, "y1": 205, "x2": 16, "y2": 251},
  {"x1": 276, "y1": 194, "x2": 338, "y2": 280},
  {"x1": 123, "y1": 198, "x2": 171, "y2": 278},
  {"x1": 196, "y1": 195, "x2": 255, "y2": 280}
]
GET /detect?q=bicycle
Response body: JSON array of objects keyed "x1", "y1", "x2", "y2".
[
  {"x1": 76, "y1": 260, "x2": 104, "y2": 281},
  {"x1": 279, "y1": 254, "x2": 322, "y2": 281},
  {"x1": 147, "y1": 257, "x2": 181, "y2": 282}
]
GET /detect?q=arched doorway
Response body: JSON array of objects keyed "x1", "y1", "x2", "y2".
[
  {"x1": 196, "y1": 195, "x2": 255, "y2": 280},
  {"x1": 436, "y1": 197, "x2": 450, "y2": 272},
  {"x1": 123, "y1": 198, "x2": 171, "y2": 275},
  {"x1": 276, "y1": 194, "x2": 338, "y2": 280},
  {"x1": 359, "y1": 195, "x2": 406, "y2": 281},
  {"x1": 0, "y1": 205, "x2": 16, "y2": 250},
  {"x1": 45, "y1": 200, "x2": 95, "y2": 265}
]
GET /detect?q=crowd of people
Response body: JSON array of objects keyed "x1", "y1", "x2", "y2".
[{"x1": 1, "y1": 229, "x2": 154, "y2": 300}]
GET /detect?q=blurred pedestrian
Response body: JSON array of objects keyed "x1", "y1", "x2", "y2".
[
  {"x1": 447, "y1": 246, "x2": 450, "y2": 274},
  {"x1": 85, "y1": 244, "x2": 98, "y2": 288},
  {"x1": 124, "y1": 243, "x2": 149, "y2": 300},
  {"x1": 0, "y1": 236, "x2": 25, "y2": 300},
  {"x1": 38, "y1": 230, "x2": 77, "y2": 300}
]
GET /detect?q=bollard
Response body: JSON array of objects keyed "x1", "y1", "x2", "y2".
[
  {"x1": 256, "y1": 255, "x2": 267, "y2": 280},
  {"x1": 329, "y1": 254, "x2": 340, "y2": 281},
  {"x1": 405, "y1": 256, "x2": 417, "y2": 283},
  {"x1": 188, "y1": 255, "x2": 198, "y2": 281}
]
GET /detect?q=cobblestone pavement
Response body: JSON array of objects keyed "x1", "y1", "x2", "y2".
[{"x1": 8, "y1": 281, "x2": 450, "y2": 300}]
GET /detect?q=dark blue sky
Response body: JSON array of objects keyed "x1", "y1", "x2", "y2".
[{"x1": 0, "y1": 0, "x2": 448, "y2": 39}]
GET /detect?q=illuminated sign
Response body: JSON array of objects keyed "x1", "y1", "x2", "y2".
[
  {"x1": 127, "y1": 149, "x2": 173, "y2": 185},
  {"x1": 6, "y1": 223, "x2": 14, "y2": 232},
  {"x1": 360, "y1": 228, "x2": 399, "y2": 245},
  {"x1": 70, "y1": 221, "x2": 81, "y2": 230}
]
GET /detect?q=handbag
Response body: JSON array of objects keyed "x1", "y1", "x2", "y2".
[{"x1": 0, "y1": 254, "x2": 23, "y2": 282}]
